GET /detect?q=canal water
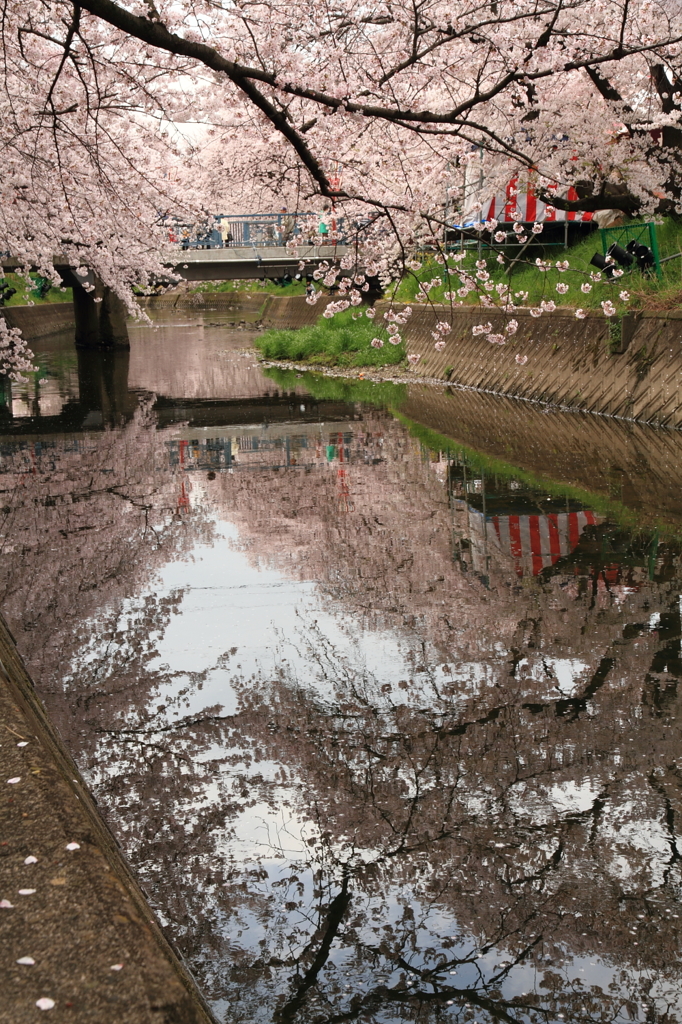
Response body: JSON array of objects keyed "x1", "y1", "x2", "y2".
[{"x1": 1, "y1": 312, "x2": 682, "y2": 1024}]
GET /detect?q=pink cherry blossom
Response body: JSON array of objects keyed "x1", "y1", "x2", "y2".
[
  {"x1": 0, "y1": 0, "x2": 674, "y2": 369},
  {"x1": 515, "y1": 354, "x2": 528, "y2": 365},
  {"x1": 370, "y1": 338, "x2": 384, "y2": 348}
]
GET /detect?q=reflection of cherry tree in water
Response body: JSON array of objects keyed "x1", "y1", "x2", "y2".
[
  {"x1": 224, "y1": 609, "x2": 682, "y2": 1024},
  {"x1": 64, "y1": 568, "x2": 682, "y2": 1024},
  {"x1": 0, "y1": 401, "x2": 215, "y2": 726},
  {"x1": 4, "y1": 404, "x2": 682, "y2": 1022}
]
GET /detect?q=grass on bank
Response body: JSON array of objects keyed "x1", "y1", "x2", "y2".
[
  {"x1": 1, "y1": 273, "x2": 73, "y2": 306},
  {"x1": 191, "y1": 278, "x2": 307, "y2": 297},
  {"x1": 191, "y1": 218, "x2": 682, "y2": 317},
  {"x1": 255, "y1": 307, "x2": 407, "y2": 368},
  {"x1": 392, "y1": 217, "x2": 682, "y2": 313}
]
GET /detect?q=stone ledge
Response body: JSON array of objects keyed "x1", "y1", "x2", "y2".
[{"x1": 0, "y1": 612, "x2": 215, "y2": 1024}]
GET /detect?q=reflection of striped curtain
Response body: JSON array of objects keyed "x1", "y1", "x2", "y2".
[{"x1": 489, "y1": 511, "x2": 599, "y2": 577}]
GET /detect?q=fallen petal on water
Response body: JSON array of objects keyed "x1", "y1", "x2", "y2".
[
  {"x1": 0, "y1": 899, "x2": 14, "y2": 908},
  {"x1": 65, "y1": 843, "x2": 80, "y2": 851},
  {"x1": 17, "y1": 956, "x2": 35, "y2": 965},
  {"x1": 18, "y1": 889, "x2": 36, "y2": 895},
  {"x1": 110, "y1": 963, "x2": 124, "y2": 971},
  {"x1": 24, "y1": 856, "x2": 38, "y2": 865},
  {"x1": 17, "y1": 741, "x2": 28, "y2": 747},
  {"x1": 36, "y1": 998, "x2": 55, "y2": 1011},
  {"x1": 7, "y1": 777, "x2": 20, "y2": 784}
]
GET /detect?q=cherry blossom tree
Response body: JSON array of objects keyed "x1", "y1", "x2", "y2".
[
  {"x1": 2, "y1": 0, "x2": 681, "y2": 364},
  {"x1": 52, "y1": 0, "x2": 682, "y2": 226}
]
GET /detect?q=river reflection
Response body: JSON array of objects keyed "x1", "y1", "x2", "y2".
[{"x1": 1, "y1": 319, "x2": 682, "y2": 1024}]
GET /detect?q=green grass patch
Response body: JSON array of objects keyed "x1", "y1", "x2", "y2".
[
  {"x1": 191, "y1": 278, "x2": 306, "y2": 296},
  {"x1": 255, "y1": 308, "x2": 406, "y2": 367},
  {"x1": 390, "y1": 217, "x2": 682, "y2": 314},
  {"x1": 2, "y1": 273, "x2": 72, "y2": 306}
]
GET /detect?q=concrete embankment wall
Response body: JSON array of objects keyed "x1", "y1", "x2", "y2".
[
  {"x1": 1, "y1": 302, "x2": 75, "y2": 339},
  {"x1": 400, "y1": 305, "x2": 682, "y2": 428},
  {"x1": 138, "y1": 291, "x2": 333, "y2": 326}
]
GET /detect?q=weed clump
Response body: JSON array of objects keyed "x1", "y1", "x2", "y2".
[{"x1": 255, "y1": 308, "x2": 406, "y2": 367}]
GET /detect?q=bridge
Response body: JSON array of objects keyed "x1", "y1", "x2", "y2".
[
  {"x1": 1, "y1": 223, "x2": 350, "y2": 349},
  {"x1": 166, "y1": 243, "x2": 348, "y2": 282}
]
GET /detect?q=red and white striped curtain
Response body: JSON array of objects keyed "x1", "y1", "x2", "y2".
[
  {"x1": 489, "y1": 511, "x2": 599, "y2": 576},
  {"x1": 480, "y1": 176, "x2": 594, "y2": 225}
]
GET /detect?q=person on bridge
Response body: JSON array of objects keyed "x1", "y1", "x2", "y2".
[
  {"x1": 318, "y1": 203, "x2": 331, "y2": 239},
  {"x1": 280, "y1": 208, "x2": 295, "y2": 244}
]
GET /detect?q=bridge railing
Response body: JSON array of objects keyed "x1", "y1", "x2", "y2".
[{"x1": 165, "y1": 212, "x2": 346, "y2": 249}]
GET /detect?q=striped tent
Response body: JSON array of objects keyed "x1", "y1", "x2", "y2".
[
  {"x1": 481, "y1": 178, "x2": 594, "y2": 225},
  {"x1": 457, "y1": 174, "x2": 594, "y2": 227}
]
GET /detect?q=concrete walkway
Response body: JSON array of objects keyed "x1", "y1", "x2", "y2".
[{"x1": 0, "y1": 615, "x2": 215, "y2": 1024}]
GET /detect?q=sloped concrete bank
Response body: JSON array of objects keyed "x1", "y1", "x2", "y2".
[
  {"x1": 142, "y1": 293, "x2": 682, "y2": 427},
  {"x1": 401, "y1": 305, "x2": 682, "y2": 428},
  {"x1": 0, "y1": 613, "x2": 215, "y2": 1024},
  {"x1": 1, "y1": 302, "x2": 75, "y2": 339}
]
